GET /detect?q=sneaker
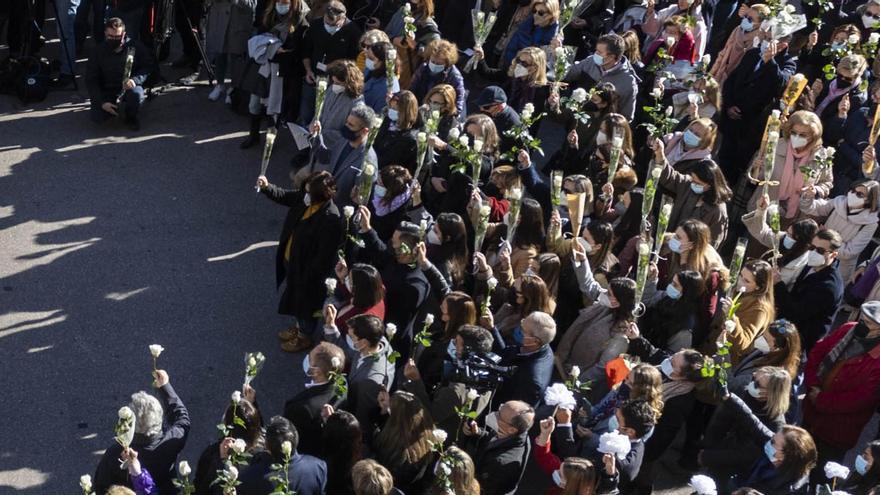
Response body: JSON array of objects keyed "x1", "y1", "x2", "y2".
[{"x1": 208, "y1": 84, "x2": 225, "y2": 101}]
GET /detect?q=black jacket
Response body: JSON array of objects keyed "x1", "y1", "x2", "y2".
[
  {"x1": 85, "y1": 36, "x2": 156, "y2": 103},
  {"x1": 238, "y1": 451, "x2": 327, "y2": 495},
  {"x1": 720, "y1": 47, "x2": 796, "y2": 137},
  {"x1": 374, "y1": 122, "x2": 419, "y2": 173},
  {"x1": 262, "y1": 185, "x2": 344, "y2": 319},
  {"x1": 302, "y1": 18, "x2": 362, "y2": 75},
  {"x1": 283, "y1": 382, "x2": 343, "y2": 456},
  {"x1": 93, "y1": 384, "x2": 190, "y2": 495},
  {"x1": 774, "y1": 260, "x2": 844, "y2": 351},
  {"x1": 466, "y1": 430, "x2": 531, "y2": 495}
]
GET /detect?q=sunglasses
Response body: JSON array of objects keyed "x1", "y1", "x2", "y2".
[
  {"x1": 516, "y1": 58, "x2": 533, "y2": 66},
  {"x1": 810, "y1": 244, "x2": 831, "y2": 255},
  {"x1": 850, "y1": 189, "x2": 867, "y2": 199},
  {"x1": 867, "y1": 12, "x2": 880, "y2": 19},
  {"x1": 533, "y1": 9, "x2": 548, "y2": 15},
  {"x1": 327, "y1": 7, "x2": 345, "y2": 16}
]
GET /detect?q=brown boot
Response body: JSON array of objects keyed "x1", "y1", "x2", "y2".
[
  {"x1": 278, "y1": 325, "x2": 299, "y2": 341},
  {"x1": 281, "y1": 333, "x2": 312, "y2": 353}
]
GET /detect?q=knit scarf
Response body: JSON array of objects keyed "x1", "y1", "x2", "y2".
[
  {"x1": 778, "y1": 142, "x2": 811, "y2": 219},
  {"x1": 371, "y1": 185, "x2": 412, "y2": 217},
  {"x1": 815, "y1": 77, "x2": 859, "y2": 116}
]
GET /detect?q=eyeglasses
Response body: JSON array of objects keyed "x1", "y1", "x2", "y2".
[
  {"x1": 850, "y1": 189, "x2": 867, "y2": 199},
  {"x1": 533, "y1": 8, "x2": 548, "y2": 15},
  {"x1": 810, "y1": 244, "x2": 831, "y2": 255}
]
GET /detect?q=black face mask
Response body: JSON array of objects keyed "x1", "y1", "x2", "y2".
[
  {"x1": 837, "y1": 75, "x2": 854, "y2": 88},
  {"x1": 583, "y1": 101, "x2": 599, "y2": 112},
  {"x1": 507, "y1": 288, "x2": 520, "y2": 306},
  {"x1": 482, "y1": 181, "x2": 502, "y2": 199},
  {"x1": 854, "y1": 321, "x2": 870, "y2": 338},
  {"x1": 341, "y1": 125, "x2": 360, "y2": 142}
]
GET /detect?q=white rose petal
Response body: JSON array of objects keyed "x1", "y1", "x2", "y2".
[
  {"x1": 431, "y1": 110, "x2": 440, "y2": 120},
  {"x1": 571, "y1": 88, "x2": 588, "y2": 103},
  {"x1": 227, "y1": 466, "x2": 239, "y2": 480},
  {"x1": 231, "y1": 390, "x2": 242, "y2": 404},
  {"x1": 459, "y1": 135, "x2": 470, "y2": 147},
  {"x1": 118, "y1": 406, "x2": 134, "y2": 420},
  {"x1": 597, "y1": 430, "x2": 632, "y2": 460},
  {"x1": 466, "y1": 388, "x2": 480, "y2": 401},
  {"x1": 612, "y1": 135, "x2": 624, "y2": 148},
  {"x1": 570, "y1": 365, "x2": 581, "y2": 378},
  {"x1": 281, "y1": 440, "x2": 293, "y2": 457},
  {"x1": 425, "y1": 313, "x2": 435, "y2": 325},
  {"x1": 660, "y1": 202, "x2": 672, "y2": 217},
  {"x1": 330, "y1": 356, "x2": 342, "y2": 369},
  {"x1": 666, "y1": 36, "x2": 676, "y2": 47},
  {"x1": 149, "y1": 344, "x2": 164, "y2": 358},
  {"x1": 473, "y1": 139, "x2": 484, "y2": 153},
  {"x1": 870, "y1": 32, "x2": 880, "y2": 44},
  {"x1": 433, "y1": 428, "x2": 448, "y2": 443},
  {"x1": 317, "y1": 80, "x2": 327, "y2": 91},
  {"x1": 325, "y1": 277, "x2": 337, "y2": 293},
  {"x1": 771, "y1": 109, "x2": 781, "y2": 120},
  {"x1": 724, "y1": 320, "x2": 736, "y2": 333},
  {"x1": 80, "y1": 475, "x2": 93, "y2": 491},
  {"x1": 701, "y1": 54, "x2": 711, "y2": 66},
  {"x1": 651, "y1": 88, "x2": 663, "y2": 99},
  {"x1": 638, "y1": 243, "x2": 650, "y2": 256},
  {"x1": 438, "y1": 461, "x2": 453, "y2": 476},
  {"x1": 417, "y1": 131, "x2": 427, "y2": 143},
  {"x1": 651, "y1": 166, "x2": 662, "y2": 179},
  {"x1": 449, "y1": 127, "x2": 461, "y2": 140},
  {"x1": 386, "y1": 323, "x2": 398, "y2": 339},
  {"x1": 665, "y1": 106, "x2": 673, "y2": 116},
  {"x1": 487, "y1": 277, "x2": 499, "y2": 290},
  {"x1": 364, "y1": 164, "x2": 375, "y2": 176},
  {"x1": 477, "y1": 11, "x2": 485, "y2": 22},
  {"x1": 544, "y1": 383, "x2": 577, "y2": 409},
  {"x1": 231, "y1": 438, "x2": 247, "y2": 454},
  {"x1": 689, "y1": 474, "x2": 717, "y2": 495},
  {"x1": 555, "y1": 46, "x2": 566, "y2": 58},
  {"x1": 343, "y1": 206, "x2": 355, "y2": 219},
  {"x1": 178, "y1": 461, "x2": 192, "y2": 477},
  {"x1": 825, "y1": 461, "x2": 851, "y2": 480},
  {"x1": 848, "y1": 33, "x2": 859, "y2": 45}
]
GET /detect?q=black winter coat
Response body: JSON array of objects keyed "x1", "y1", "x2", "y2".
[
  {"x1": 374, "y1": 122, "x2": 419, "y2": 173},
  {"x1": 262, "y1": 185, "x2": 344, "y2": 319},
  {"x1": 85, "y1": 36, "x2": 156, "y2": 103},
  {"x1": 283, "y1": 382, "x2": 344, "y2": 457},
  {"x1": 466, "y1": 430, "x2": 531, "y2": 495}
]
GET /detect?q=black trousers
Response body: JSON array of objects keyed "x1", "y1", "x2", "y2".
[{"x1": 173, "y1": 0, "x2": 203, "y2": 65}]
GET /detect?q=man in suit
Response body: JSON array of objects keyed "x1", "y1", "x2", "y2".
[
  {"x1": 717, "y1": 36, "x2": 797, "y2": 183},
  {"x1": 462, "y1": 400, "x2": 535, "y2": 495},
  {"x1": 283, "y1": 342, "x2": 347, "y2": 456},
  {"x1": 774, "y1": 229, "x2": 845, "y2": 351},
  {"x1": 299, "y1": 103, "x2": 378, "y2": 207},
  {"x1": 491, "y1": 311, "x2": 556, "y2": 407},
  {"x1": 239, "y1": 416, "x2": 327, "y2": 495}
]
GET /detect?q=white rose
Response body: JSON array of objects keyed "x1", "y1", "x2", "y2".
[
  {"x1": 404, "y1": 16, "x2": 415, "y2": 23},
  {"x1": 118, "y1": 406, "x2": 134, "y2": 420},
  {"x1": 660, "y1": 202, "x2": 672, "y2": 217},
  {"x1": 330, "y1": 356, "x2": 342, "y2": 369},
  {"x1": 317, "y1": 80, "x2": 327, "y2": 91},
  {"x1": 281, "y1": 440, "x2": 293, "y2": 457},
  {"x1": 178, "y1": 461, "x2": 192, "y2": 477},
  {"x1": 448, "y1": 127, "x2": 461, "y2": 140},
  {"x1": 473, "y1": 139, "x2": 484, "y2": 153},
  {"x1": 570, "y1": 365, "x2": 581, "y2": 378},
  {"x1": 701, "y1": 54, "x2": 711, "y2": 66},
  {"x1": 487, "y1": 277, "x2": 499, "y2": 290},
  {"x1": 386, "y1": 323, "x2": 398, "y2": 339},
  {"x1": 771, "y1": 109, "x2": 781, "y2": 120},
  {"x1": 80, "y1": 475, "x2": 93, "y2": 492},
  {"x1": 848, "y1": 33, "x2": 859, "y2": 45},
  {"x1": 459, "y1": 135, "x2": 470, "y2": 147},
  {"x1": 425, "y1": 313, "x2": 435, "y2": 325},
  {"x1": 325, "y1": 277, "x2": 337, "y2": 293},
  {"x1": 431, "y1": 110, "x2": 440, "y2": 120},
  {"x1": 433, "y1": 428, "x2": 448, "y2": 443},
  {"x1": 477, "y1": 11, "x2": 485, "y2": 22},
  {"x1": 363, "y1": 164, "x2": 375, "y2": 176},
  {"x1": 651, "y1": 166, "x2": 662, "y2": 179},
  {"x1": 466, "y1": 388, "x2": 480, "y2": 401},
  {"x1": 689, "y1": 474, "x2": 717, "y2": 495},
  {"x1": 231, "y1": 391, "x2": 242, "y2": 404},
  {"x1": 522, "y1": 103, "x2": 535, "y2": 120},
  {"x1": 571, "y1": 88, "x2": 588, "y2": 103},
  {"x1": 724, "y1": 320, "x2": 736, "y2": 333},
  {"x1": 417, "y1": 131, "x2": 427, "y2": 143},
  {"x1": 870, "y1": 32, "x2": 880, "y2": 44},
  {"x1": 825, "y1": 461, "x2": 851, "y2": 480},
  {"x1": 825, "y1": 146, "x2": 836, "y2": 157},
  {"x1": 612, "y1": 135, "x2": 624, "y2": 148},
  {"x1": 387, "y1": 48, "x2": 397, "y2": 60},
  {"x1": 227, "y1": 466, "x2": 239, "y2": 480},
  {"x1": 438, "y1": 461, "x2": 453, "y2": 476},
  {"x1": 665, "y1": 106, "x2": 673, "y2": 116},
  {"x1": 666, "y1": 36, "x2": 676, "y2": 47},
  {"x1": 480, "y1": 204, "x2": 491, "y2": 217},
  {"x1": 555, "y1": 46, "x2": 566, "y2": 58},
  {"x1": 343, "y1": 206, "x2": 355, "y2": 219},
  {"x1": 231, "y1": 438, "x2": 247, "y2": 454},
  {"x1": 651, "y1": 87, "x2": 662, "y2": 99},
  {"x1": 149, "y1": 344, "x2": 164, "y2": 358}
]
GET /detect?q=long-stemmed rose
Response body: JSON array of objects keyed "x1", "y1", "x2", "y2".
[
  {"x1": 80, "y1": 475, "x2": 94, "y2": 495},
  {"x1": 243, "y1": 352, "x2": 266, "y2": 389},
  {"x1": 505, "y1": 185, "x2": 523, "y2": 242},
  {"x1": 313, "y1": 78, "x2": 329, "y2": 126},
  {"x1": 463, "y1": 10, "x2": 498, "y2": 73},
  {"x1": 115, "y1": 406, "x2": 135, "y2": 450},
  {"x1": 173, "y1": 460, "x2": 196, "y2": 494},
  {"x1": 725, "y1": 238, "x2": 749, "y2": 298},
  {"x1": 268, "y1": 441, "x2": 296, "y2": 495},
  {"x1": 149, "y1": 344, "x2": 164, "y2": 372},
  {"x1": 653, "y1": 199, "x2": 672, "y2": 262},
  {"x1": 501, "y1": 103, "x2": 544, "y2": 161},
  {"x1": 454, "y1": 388, "x2": 480, "y2": 443},
  {"x1": 402, "y1": 3, "x2": 416, "y2": 39},
  {"x1": 386, "y1": 49, "x2": 398, "y2": 95}
]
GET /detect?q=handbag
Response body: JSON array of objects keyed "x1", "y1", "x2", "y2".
[{"x1": 238, "y1": 58, "x2": 269, "y2": 98}]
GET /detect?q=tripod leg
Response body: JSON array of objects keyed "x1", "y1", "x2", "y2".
[{"x1": 175, "y1": 0, "x2": 215, "y2": 84}]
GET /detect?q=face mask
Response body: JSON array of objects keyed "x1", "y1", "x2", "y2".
[
  {"x1": 346, "y1": 334, "x2": 360, "y2": 352},
  {"x1": 331, "y1": 84, "x2": 345, "y2": 94},
  {"x1": 325, "y1": 22, "x2": 341, "y2": 34},
  {"x1": 365, "y1": 58, "x2": 376, "y2": 71},
  {"x1": 303, "y1": 192, "x2": 312, "y2": 206},
  {"x1": 344, "y1": 276, "x2": 352, "y2": 291},
  {"x1": 596, "y1": 130, "x2": 608, "y2": 146},
  {"x1": 848, "y1": 191, "x2": 866, "y2": 209},
  {"x1": 781, "y1": 233, "x2": 796, "y2": 250},
  {"x1": 428, "y1": 61, "x2": 445, "y2": 73},
  {"x1": 341, "y1": 125, "x2": 359, "y2": 142},
  {"x1": 660, "y1": 357, "x2": 675, "y2": 378},
  {"x1": 597, "y1": 292, "x2": 612, "y2": 308},
  {"x1": 514, "y1": 64, "x2": 529, "y2": 78},
  {"x1": 668, "y1": 237, "x2": 682, "y2": 253},
  {"x1": 552, "y1": 469, "x2": 565, "y2": 488},
  {"x1": 863, "y1": 14, "x2": 879, "y2": 29},
  {"x1": 446, "y1": 339, "x2": 457, "y2": 360},
  {"x1": 579, "y1": 237, "x2": 593, "y2": 254},
  {"x1": 764, "y1": 440, "x2": 777, "y2": 462},
  {"x1": 760, "y1": 40, "x2": 770, "y2": 55},
  {"x1": 666, "y1": 284, "x2": 682, "y2": 300},
  {"x1": 427, "y1": 229, "x2": 442, "y2": 245},
  {"x1": 607, "y1": 414, "x2": 620, "y2": 431},
  {"x1": 591, "y1": 53, "x2": 605, "y2": 66},
  {"x1": 854, "y1": 321, "x2": 870, "y2": 338},
  {"x1": 302, "y1": 355, "x2": 312, "y2": 376},
  {"x1": 806, "y1": 249, "x2": 827, "y2": 267},
  {"x1": 690, "y1": 183, "x2": 706, "y2": 195},
  {"x1": 513, "y1": 326, "x2": 525, "y2": 345},
  {"x1": 740, "y1": 17, "x2": 754, "y2": 32},
  {"x1": 485, "y1": 411, "x2": 500, "y2": 432},
  {"x1": 275, "y1": 2, "x2": 290, "y2": 14},
  {"x1": 831, "y1": 41, "x2": 846, "y2": 50},
  {"x1": 683, "y1": 129, "x2": 701, "y2": 148},
  {"x1": 753, "y1": 335, "x2": 771, "y2": 353},
  {"x1": 746, "y1": 380, "x2": 762, "y2": 399},
  {"x1": 430, "y1": 102, "x2": 444, "y2": 112},
  {"x1": 856, "y1": 454, "x2": 870, "y2": 476},
  {"x1": 789, "y1": 134, "x2": 808, "y2": 149},
  {"x1": 387, "y1": 108, "x2": 399, "y2": 122},
  {"x1": 374, "y1": 184, "x2": 388, "y2": 198}
]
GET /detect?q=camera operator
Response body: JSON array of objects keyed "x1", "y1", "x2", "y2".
[{"x1": 401, "y1": 324, "x2": 496, "y2": 434}]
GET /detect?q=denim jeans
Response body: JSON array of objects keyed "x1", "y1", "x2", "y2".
[{"x1": 55, "y1": 0, "x2": 81, "y2": 75}]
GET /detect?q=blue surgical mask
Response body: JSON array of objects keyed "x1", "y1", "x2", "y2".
[
  {"x1": 665, "y1": 284, "x2": 682, "y2": 300},
  {"x1": 607, "y1": 414, "x2": 620, "y2": 431},
  {"x1": 740, "y1": 17, "x2": 754, "y2": 32},
  {"x1": 428, "y1": 61, "x2": 445, "y2": 73},
  {"x1": 513, "y1": 326, "x2": 525, "y2": 345},
  {"x1": 387, "y1": 108, "x2": 399, "y2": 122},
  {"x1": 831, "y1": 41, "x2": 846, "y2": 50},
  {"x1": 346, "y1": 334, "x2": 359, "y2": 352},
  {"x1": 782, "y1": 233, "x2": 796, "y2": 250},
  {"x1": 764, "y1": 440, "x2": 777, "y2": 462},
  {"x1": 446, "y1": 340, "x2": 457, "y2": 360},
  {"x1": 374, "y1": 184, "x2": 388, "y2": 198},
  {"x1": 660, "y1": 357, "x2": 675, "y2": 378},
  {"x1": 365, "y1": 58, "x2": 376, "y2": 71},
  {"x1": 591, "y1": 53, "x2": 605, "y2": 66},
  {"x1": 683, "y1": 129, "x2": 701, "y2": 148},
  {"x1": 668, "y1": 237, "x2": 682, "y2": 253},
  {"x1": 856, "y1": 454, "x2": 870, "y2": 475},
  {"x1": 690, "y1": 182, "x2": 705, "y2": 195},
  {"x1": 302, "y1": 354, "x2": 311, "y2": 375},
  {"x1": 324, "y1": 22, "x2": 341, "y2": 34},
  {"x1": 275, "y1": 2, "x2": 290, "y2": 15}
]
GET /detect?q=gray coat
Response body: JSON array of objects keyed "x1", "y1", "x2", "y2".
[
  {"x1": 564, "y1": 55, "x2": 640, "y2": 120},
  {"x1": 309, "y1": 132, "x2": 377, "y2": 208},
  {"x1": 205, "y1": 0, "x2": 257, "y2": 56},
  {"x1": 347, "y1": 338, "x2": 395, "y2": 430}
]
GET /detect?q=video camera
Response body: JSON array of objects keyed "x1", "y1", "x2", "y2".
[{"x1": 445, "y1": 351, "x2": 517, "y2": 394}]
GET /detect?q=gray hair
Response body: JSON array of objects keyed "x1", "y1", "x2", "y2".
[
  {"x1": 130, "y1": 391, "x2": 163, "y2": 438},
  {"x1": 524, "y1": 311, "x2": 556, "y2": 344},
  {"x1": 349, "y1": 104, "x2": 377, "y2": 129}
]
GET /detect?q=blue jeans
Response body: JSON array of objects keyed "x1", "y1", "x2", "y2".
[
  {"x1": 90, "y1": 86, "x2": 146, "y2": 122},
  {"x1": 56, "y1": 0, "x2": 81, "y2": 75}
]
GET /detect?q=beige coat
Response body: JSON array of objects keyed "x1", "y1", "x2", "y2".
[{"x1": 800, "y1": 194, "x2": 879, "y2": 280}]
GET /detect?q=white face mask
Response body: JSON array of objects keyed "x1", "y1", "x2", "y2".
[
  {"x1": 806, "y1": 249, "x2": 827, "y2": 267},
  {"x1": 789, "y1": 134, "x2": 808, "y2": 149},
  {"x1": 597, "y1": 292, "x2": 612, "y2": 307},
  {"x1": 325, "y1": 21, "x2": 341, "y2": 34},
  {"x1": 427, "y1": 229, "x2": 442, "y2": 245},
  {"x1": 753, "y1": 335, "x2": 771, "y2": 353},
  {"x1": 485, "y1": 411, "x2": 500, "y2": 432},
  {"x1": 513, "y1": 64, "x2": 529, "y2": 78},
  {"x1": 344, "y1": 276, "x2": 353, "y2": 291},
  {"x1": 552, "y1": 469, "x2": 565, "y2": 488},
  {"x1": 848, "y1": 191, "x2": 866, "y2": 210},
  {"x1": 863, "y1": 13, "x2": 879, "y2": 29},
  {"x1": 331, "y1": 83, "x2": 345, "y2": 94},
  {"x1": 596, "y1": 130, "x2": 609, "y2": 146},
  {"x1": 746, "y1": 380, "x2": 763, "y2": 399},
  {"x1": 275, "y1": 2, "x2": 290, "y2": 14},
  {"x1": 577, "y1": 237, "x2": 593, "y2": 255},
  {"x1": 660, "y1": 357, "x2": 675, "y2": 378},
  {"x1": 303, "y1": 192, "x2": 312, "y2": 206}
]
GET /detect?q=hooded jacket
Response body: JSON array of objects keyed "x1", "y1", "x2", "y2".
[{"x1": 564, "y1": 55, "x2": 640, "y2": 120}]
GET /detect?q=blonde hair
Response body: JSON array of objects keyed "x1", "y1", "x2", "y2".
[
  {"x1": 425, "y1": 83, "x2": 458, "y2": 116},
  {"x1": 627, "y1": 364, "x2": 664, "y2": 422},
  {"x1": 428, "y1": 446, "x2": 480, "y2": 495},
  {"x1": 755, "y1": 366, "x2": 791, "y2": 419},
  {"x1": 561, "y1": 458, "x2": 599, "y2": 495},
  {"x1": 532, "y1": 0, "x2": 560, "y2": 22},
  {"x1": 838, "y1": 53, "x2": 868, "y2": 79},
  {"x1": 508, "y1": 46, "x2": 548, "y2": 86},
  {"x1": 352, "y1": 459, "x2": 394, "y2": 495},
  {"x1": 750, "y1": 3, "x2": 771, "y2": 20},
  {"x1": 621, "y1": 31, "x2": 641, "y2": 63},
  {"x1": 782, "y1": 110, "x2": 823, "y2": 150},
  {"x1": 107, "y1": 487, "x2": 135, "y2": 495},
  {"x1": 426, "y1": 39, "x2": 459, "y2": 66},
  {"x1": 360, "y1": 29, "x2": 390, "y2": 46}
]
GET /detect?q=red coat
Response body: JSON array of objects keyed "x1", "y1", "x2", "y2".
[
  {"x1": 803, "y1": 322, "x2": 880, "y2": 449},
  {"x1": 532, "y1": 439, "x2": 563, "y2": 495}
]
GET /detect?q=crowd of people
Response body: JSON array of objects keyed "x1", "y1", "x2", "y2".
[{"x1": 21, "y1": 0, "x2": 880, "y2": 492}]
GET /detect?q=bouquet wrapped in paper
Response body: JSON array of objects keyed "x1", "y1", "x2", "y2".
[
  {"x1": 642, "y1": 165, "x2": 662, "y2": 223},
  {"x1": 780, "y1": 73, "x2": 807, "y2": 116},
  {"x1": 470, "y1": 138, "x2": 485, "y2": 186},
  {"x1": 463, "y1": 10, "x2": 499, "y2": 73},
  {"x1": 313, "y1": 78, "x2": 329, "y2": 125},
  {"x1": 505, "y1": 185, "x2": 524, "y2": 241},
  {"x1": 256, "y1": 126, "x2": 278, "y2": 191},
  {"x1": 243, "y1": 352, "x2": 266, "y2": 388},
  {"x1": 115, "y1": 406, "x2": 136, "y2": 448},
  {"x1": 414, "y1": 131, "x2": 429, "y2": 183},
  {"x1": 725, "y1": 238, "x2": 749, "y2": 298},
  {"x1": 566, "y1": 191, "x2": 587, "y2": 237}
]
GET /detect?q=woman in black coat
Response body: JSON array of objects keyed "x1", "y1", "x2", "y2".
[
  {"x1": 257, "y1": 170, "x2": 344, "y2": 341},
  {"x1": 374, "y1": 91, "x2": 420, "y2": 173}
]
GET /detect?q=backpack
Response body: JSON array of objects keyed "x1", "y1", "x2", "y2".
[{"x1": 14, "y1": 56, "x2": 51, "y2": 103}]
